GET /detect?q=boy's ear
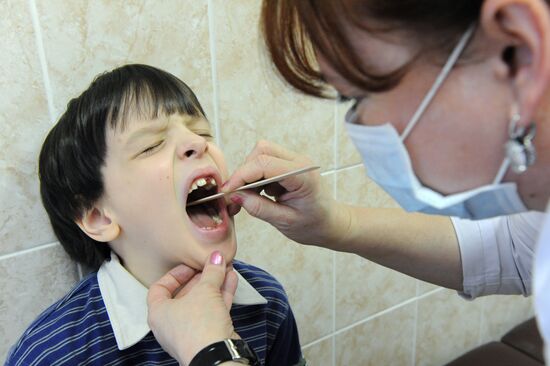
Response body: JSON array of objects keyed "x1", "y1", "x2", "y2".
[{"x1": 76, "y1": 206, "x2": 120, "y2": 242}]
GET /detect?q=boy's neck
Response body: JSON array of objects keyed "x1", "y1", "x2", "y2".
[{"x1": 110, "y1": 248, "x2": 169, "y2": 288}]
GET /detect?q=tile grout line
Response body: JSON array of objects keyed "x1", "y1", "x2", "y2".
[
  {"x1": 411, "y1": 296, "x2": 419, "y2": 366},
  {"x1": 477, "y1": 298, "x2": 486, "y2": 345},
  {"x1": 302, "y1": 287, "x2": 444, "y2": 349},
  {"x1": 411, "y1": 280, "x2": 421, "y2": 366},
  {"x1": 320, "y1": 162, "x2": 363, "y2": 177},
  {"x1": 28, "y1": 0, "x2": 56, "y2": 123},
  {"x1": 331, "y1": 99, "x2": 338, "y2": 366},
  {"x1": 0, "y1": 242, "x2": 58, "y2": 262},
  {"x1": 206, "y1": 0, "x2": 221, "y2": 148},
  {"x1": 332, "y1": 250, "x2": 336, "y2": 366}
]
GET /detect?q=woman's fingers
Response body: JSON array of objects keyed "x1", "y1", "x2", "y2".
[
  {"x1": 221, "y1": 270, "x2": 239, "y2": 310},
  {"x1": 223, "y1": 154, "x2": 307, "y2": 193},
  {"x1": 228, "y1": 190, "x2": 297, "y2": 225},
  {"x1": 174, "y1": 273, "x2": 202, "y2": 299},
  {"x1": 199, "y1": 251, "x2": 229, "y2": 290},
  {"x1": 147, "y1": 264, "x2": 197, "y2": 307},
  {"x1": 146, "y1": 252, "x2": 238, "y2": 365},
  {"x1": 227, "y1": 202, "x2": 242, "y2": 217}
]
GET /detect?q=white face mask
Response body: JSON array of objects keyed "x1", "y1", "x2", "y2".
[{"x1": 345, "y1": 25, "x2": 527, "y2": 220}]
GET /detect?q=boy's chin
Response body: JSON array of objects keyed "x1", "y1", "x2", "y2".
[{"x1": 192, "y1": 239, "x2": 237, "y2": 270}]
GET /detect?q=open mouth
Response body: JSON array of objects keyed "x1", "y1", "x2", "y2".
[{"x1": 185, "y1": 175, "x2": 224, "y2": 230}]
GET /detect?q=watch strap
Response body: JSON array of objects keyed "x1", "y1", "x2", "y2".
[{"x1": 189, "y1": 339, "x2": 259, "y2": 366}]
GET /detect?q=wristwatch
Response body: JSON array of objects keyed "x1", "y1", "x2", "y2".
[{"x1": 189, "y1": 339, "x2": 260, "y2": 366}]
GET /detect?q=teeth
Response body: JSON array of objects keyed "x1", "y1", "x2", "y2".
[
  {"x1": 188, "y1": 176, "x2": 217, "y2": 194},
  {"x1": 199, "y1": 215, "x2": 222, "y2": 231}
]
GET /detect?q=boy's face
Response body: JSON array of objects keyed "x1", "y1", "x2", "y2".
[{"x1": 101, "y1": 112, "x2": 236, "y2": 273}]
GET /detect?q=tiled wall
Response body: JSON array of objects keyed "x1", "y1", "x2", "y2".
[{"x1": 1, "y1": 1, "x2": 534, "y2": 365}]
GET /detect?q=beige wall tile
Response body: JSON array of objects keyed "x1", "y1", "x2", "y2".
[
  {"x1": 336, "y1": 165, "x2": 399, "y2": 208},
  {"x1": 417, "y1": 280, "x2": 439, "y2": 295},
  {"x1": 335, "y1": 303, "x2": 415, "y2": 366},
  {"x1": 1, "y1": 0, "x2": 56, "y2": 255},
  {"x1": 336, "y1": 101, "x2": 362, "y2": 168},
  {"x1": 302, "y1": 338, "x2": 333, "y2": 366},
  {"x1": 335, "y1": 252, "x2": 416, "y2": 328},
  {"x1": 213, "y1": 0, "x2": 335, "y2": 173},
  {"x1": 0, "y1": 245, "x2": 79, "y2": 360},
  {"x1": 234, "y1": 175, "x2": 334, "y2": 345},
  {"x1": 415, "y1": 289, "x2": 483, "y2": 366},
  {"x1": 335, "y1": 165, "x2": 414, "y2": 327},
  {"x1": 479, "y1": 294, "x2": 534, "y2": 343},
  {"x1": 37, "y1": 0, "x2": 214, "y2": 119}
]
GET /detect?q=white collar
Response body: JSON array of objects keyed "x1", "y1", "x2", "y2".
[{"x1": 97, "y1": 252, "x2": 267, "y2": 350}]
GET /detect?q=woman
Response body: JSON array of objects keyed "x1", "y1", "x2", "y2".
[{"x1": 147, "y1": 1, "x2": 550, "y2": 364}]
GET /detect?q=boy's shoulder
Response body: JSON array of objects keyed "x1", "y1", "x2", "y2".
[
  {"x1": 232, "y1": 259, "x2": 290, "y2": 308},
  {"x1": 232, "y1": 260, "x2": 304, "y2": 366},
  {"x1": 6, "y1": 273, "x2": 112, "y2": 366}
]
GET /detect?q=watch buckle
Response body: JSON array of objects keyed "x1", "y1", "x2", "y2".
[{"x1": 223, "y1": 339, "x2": 249, "y2": 364}]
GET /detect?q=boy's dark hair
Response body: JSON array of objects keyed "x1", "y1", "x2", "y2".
[{"x1": 39, "y1": 64, "x2": 206, "y2": 270}]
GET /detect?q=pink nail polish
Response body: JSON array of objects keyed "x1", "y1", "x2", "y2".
[
  {"x1": 210, "y1": 251, "x2": 223, "y2": 265},
  {"x1": 231, "y1": 195, "x2": 244, "y2": 205}
]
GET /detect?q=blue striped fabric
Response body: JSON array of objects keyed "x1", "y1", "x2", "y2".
[{"x1": 5, "y1": 260, "x2": 302, "y2": 366}]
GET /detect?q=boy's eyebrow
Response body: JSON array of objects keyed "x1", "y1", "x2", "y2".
[
  {"x1": 126, "y1": 123, "x2": 168, "y2": 145},
  {"x1": 125, "y1": 116, "x2": 207, "y2": 145}
]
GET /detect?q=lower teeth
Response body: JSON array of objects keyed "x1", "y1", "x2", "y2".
[{"x1": 200, "y1": 214, "x2": 222, "y2": 230}]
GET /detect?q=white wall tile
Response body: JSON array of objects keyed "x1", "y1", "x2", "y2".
[
  {"x1": 1, "y1": 0, "x2": 56, "y2": 255},
  {"x1": 0, "y1": 244, "x2": 79, "y2": 360},
  {"x1": 335, "y1": 303, "x2": 415, "y2": 366}
]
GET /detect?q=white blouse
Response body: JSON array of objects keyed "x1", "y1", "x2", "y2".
[
  {"x1": 452, "y1": 211, "x2": 545, "y2": 299},
  {"x1": 452, "y1": 211, "x2": 549, "y2": 360}
]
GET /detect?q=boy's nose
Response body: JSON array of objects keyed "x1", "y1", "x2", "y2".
[{"x1": 177, "y1": 136, "x2": 208, "y2": 160}]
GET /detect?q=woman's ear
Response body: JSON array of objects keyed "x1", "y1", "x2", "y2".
[
  {"x1": 76, "y1": 206, "x2": 120, "y2": 242},
  {"x1": 481, "y1": 0, "x2": 550, "y2": 125}
]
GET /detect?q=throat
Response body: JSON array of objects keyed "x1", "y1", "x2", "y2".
[
  {"x1": 186, "y1": 203, "x2": 222, "y2": 230},
  {"x1": 108, "y1": 249, "x2": 170, "y2": 289}
]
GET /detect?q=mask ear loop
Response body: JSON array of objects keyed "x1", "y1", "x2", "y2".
[
  {"x1": 505, "y1": 104, "x2": 537, "y2": 174},
  {"x1": 400, "y1": 23, "x2": 477, "y2": 141}
]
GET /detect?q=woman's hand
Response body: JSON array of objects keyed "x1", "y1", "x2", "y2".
[
  {"x1": 147, "y1": 251, "x2": 239, "y2": 365},
  {"x1": 222, "y1": 140, "x2": 352, "y2": 249}
]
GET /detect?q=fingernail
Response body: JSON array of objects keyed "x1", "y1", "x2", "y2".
[
  {"x1": 230, "y1": 194, "x2": 244, "y2": 205},
  {"x1": 210, "y1": 251, "x2": 223, "y2": 265},
  {"x1": 221, "y1": 181, "x2": 229, "y2": 190}
]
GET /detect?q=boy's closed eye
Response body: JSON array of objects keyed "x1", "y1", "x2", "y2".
[
  {"x1": 139, "y1": 140, "x2": 165, "y2": 156},
  {"x1": 137, "y1": 131, "x2": 214, "y2": 158},
  {"x1": 195, "y1": 131, "x2": 214, "y2": 140}
]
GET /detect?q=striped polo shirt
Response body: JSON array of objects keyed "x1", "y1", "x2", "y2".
[{"x1": 6, "y1": 254, "x2": 303, "y2": 365}]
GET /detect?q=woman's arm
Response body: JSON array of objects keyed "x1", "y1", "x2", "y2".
[
  {"x1": 223, "y1": 140, "x2": 463, "y2": 290},
  {"x1": 332, "y1": 204, "x2": 462, "y2": 290}
]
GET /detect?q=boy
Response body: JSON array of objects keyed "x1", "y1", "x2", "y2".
[{"x1": 6, "y1": 64, "x2": 304, "y2": 365}]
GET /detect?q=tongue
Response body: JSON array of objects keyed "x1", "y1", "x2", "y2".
[{"x1": 187, "y1": 205, "x2": 218, "y2": 229}]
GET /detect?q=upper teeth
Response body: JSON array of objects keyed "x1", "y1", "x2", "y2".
[{"x1": 188, "y1": 177, "x2": 217, "y2": 194}]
